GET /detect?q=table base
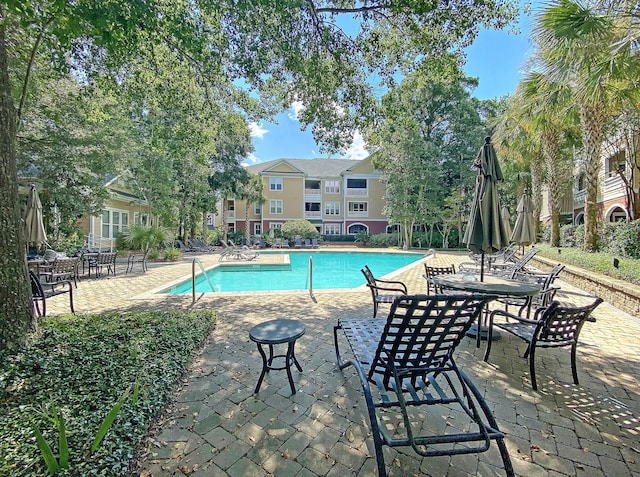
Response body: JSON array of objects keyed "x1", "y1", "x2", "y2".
[{"x1": 466, "y1": 324, "x2": 501, "y2": 341}]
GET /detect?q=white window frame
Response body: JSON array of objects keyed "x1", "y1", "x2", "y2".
[
  {"x1": 324, "y1": 202, "x2": 340, "y2": 215},
  {"x1": 348, "y1": 202, "x2": 368, "y2": 212},
  {"x1": 254, "y1": 202, "x2": 261, "y2": 215},
  {"x1": 254, "y1": 223, "x2": 262, "y2": 235},
  {"x1": 270, "y1": 199, "x2": 283, "y2": 214},
  {"x1": 133, "y1": 212, "x2": 149, "y2": 226},
  {"x1": 270, "y1": 177, "x2": 283, "y2": 191},
  {"x1": 101, "y1": 208, "x2": 129, "y2": 239},
  {"x1": 325, "y1": 180, "x2": 340, "y2": 194},
  {"x1": 271, "y1": 223, "x2": 283, "y2": 229},
  {"x1": 324, "y1": 224, "x2": 341, "y2": 235}
]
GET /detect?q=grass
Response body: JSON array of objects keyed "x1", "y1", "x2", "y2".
[
  {"x1": 537, "y1": 244, "x2": 640, "y2": 286},
  {"x1": 0, "y1": 310, "x2": 215, "y2": 477}
]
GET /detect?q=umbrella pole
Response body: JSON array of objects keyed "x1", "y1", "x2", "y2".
[{"x1": 480, "y1": 252, "x2": 485, "y2": 282}]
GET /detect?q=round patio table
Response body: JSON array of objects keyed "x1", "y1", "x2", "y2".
[
  {"x1": 249, "y1": 319, "x2": 305, "y2": 395},
  {"x1": 432, "y1": 274, "x2": 541, "y2": 342}
]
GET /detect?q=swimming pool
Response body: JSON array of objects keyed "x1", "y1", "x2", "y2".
[{"x1": 163, "y1": 250, "x2": 425, "y2": 293}]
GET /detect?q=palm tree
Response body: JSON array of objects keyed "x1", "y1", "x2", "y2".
[
  {"x1": 533, "y1": 0, "x2": 637, "y2": 251},
  {"x1": 238, "y1": 174, "x2": 265, "y2": 245}
]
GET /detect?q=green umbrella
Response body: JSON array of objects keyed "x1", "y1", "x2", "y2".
[
  {"x1": 24, "y1": 184, "x2": 47, "y2": 247},
  {"x1": 510, "y1": 189, "x2": 536, "y2": 250},
  {"x1": 463, "y1": 137, "x2": 510, "y2": 280}
]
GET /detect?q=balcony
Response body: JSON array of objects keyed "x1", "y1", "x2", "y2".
[
  {"x1": 304, "y1": 211, "x2": 321, "y2": 218},
  {"x1": 604, "y1": 174, "x2": 625, "y2": 197},
  {"x1": 347, "y1": 211, "x2": 368, "y2": 218},
  {"x1": 346, "y1": 188, "x2": 368, "y2": 198},
  {"x1": 226, "y1": 210, "x2": 235, "y2": 219},
  {"x1": 305, "y1": 188, "x2": 321, "y2": 197},
  {"x1": 573, "y1": 190, "x2": 585, "y2": 208}
]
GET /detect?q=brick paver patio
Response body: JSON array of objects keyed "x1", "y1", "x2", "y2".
[{"x1": 43, "y1": 249, "x2": 640, "y2": 476}]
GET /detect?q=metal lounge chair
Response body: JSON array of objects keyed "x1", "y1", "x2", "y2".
[
  {"x1": 485, "y1": 297, "x2": 603, "y2": 390},
  {"x1": 361, "y1": 265, "x2": 408, "y2": 318},
  {"x1": 334, "y1": 294, "x2": 513, "y2": 477},
  {"x1": 497, "y1": 264, "x2": 565, "y2": 318},
  {"x1": 176, "y1": 239, "x2": 197, "y2": 253},
  {"x1": 39, "y1": 256, "x2": 80, "y2": 287}
]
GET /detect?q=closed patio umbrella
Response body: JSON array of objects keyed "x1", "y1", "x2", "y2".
[
  {"x1": 463, "y1": 136, "x2": 510, "y2": 281},
  {"x1": 510, "y1": 189, "x2": 536, "y2": 250},
  {"x1": 24, "y1": 184, "x2": 47, "y2": 248},
  {"x1": 501, "y1": 206, "x2": 512, "y2": 240}
]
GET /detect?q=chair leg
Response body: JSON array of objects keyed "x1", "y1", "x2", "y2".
[
  {"x1": 372, "y1": 301, "x2": 378, "y2": 318},
  {"x1": 571, "y1": 343, "x2": 579, "y2": 385},
  {"x1": 69, "y1": 286, "x2": 75, "y2": 314},
  {"x1": 529, "y1": 343, "x2": 538, "y2": 391},
  {"x1": 334, "y1": 324, "x2": 353, "y2": 370}
]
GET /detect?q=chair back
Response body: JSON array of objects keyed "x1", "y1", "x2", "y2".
[
  {"x1": 51, "y1": 257, "x2": 79, "y2": 275},
  {"x1": 361, "y1": 265, "x2": 378, "y2": 296},
  {"x1": 369, "y1": 294, "x2": 495, "y2": 389},
  {"x1": 423, "y1": 263, "x2": 456, "y2": 293},
  {"x1": 535, "y1": 298, "x2": 603, "y2": 346},
  {"x1": 98, "y1": 252, "x2": 117, "y2": 265}
]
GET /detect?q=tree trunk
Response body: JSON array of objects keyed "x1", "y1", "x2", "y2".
[
  {"x1": 580, "y1": 103, "x2": 604, "y2": 252},
  {"x1": 543, "y1": 130, "x2": 567, "y2": 247},
  {"x1": 245, "y1": 201, "x2": 251, "y2": 245},
  {"x1": 0, "y1": 14, "x2": 36, "y2": 350},
  {"x1": 530, "y1": 151, "x2": 544, "y2": 239}
]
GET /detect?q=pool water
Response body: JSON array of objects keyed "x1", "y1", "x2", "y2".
[{"x1": 163, "y1": 251, "x2": 424, "y2": 293}]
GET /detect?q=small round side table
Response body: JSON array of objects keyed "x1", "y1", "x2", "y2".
[{"x1": 249, "y1": 319, "x2": 305, "y2": 395}]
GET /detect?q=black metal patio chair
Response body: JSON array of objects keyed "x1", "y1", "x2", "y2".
[
  {"x1": 422, "y1": 263, "x2": 456, "y2": 294},
  {"x1": 30, "y1": 270, "x2": 74, "y2": 317},
  {"x1": 361, "y1": 265, "x2": 408, "y2": 318},
  {"x1": 334, "y1": 294, "x2": 513, "y2": 477},
  {"x1": 485, "y1": 297, "x2": 603, "y2": 390}
]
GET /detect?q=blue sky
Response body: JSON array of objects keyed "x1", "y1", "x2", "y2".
[{"x1": 246, "y1": 6, "x2": 535, "y2": 166}]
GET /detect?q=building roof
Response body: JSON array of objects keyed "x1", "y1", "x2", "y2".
[{"x1": 246, "y1": 158, "x2": 366, "y2": 178}]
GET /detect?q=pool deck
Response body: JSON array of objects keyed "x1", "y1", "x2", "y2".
[{"x1": 42, "y1": 249, "x2": 640, "y2": 477}]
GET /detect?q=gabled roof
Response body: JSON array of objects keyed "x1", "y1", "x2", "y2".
[{"x1": 246, "y1": 157, "x2": 369, "y2": 178}]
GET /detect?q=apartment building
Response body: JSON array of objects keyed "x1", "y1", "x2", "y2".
[
  {"x1": 212, "y1": 156, "x2": 390, "y2": 236},
  {"x1": 540, "y1": 137, "x2": 637, "y2": 225}
]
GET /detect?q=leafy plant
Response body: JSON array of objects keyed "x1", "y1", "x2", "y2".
[
  {"x1": 163, "y1": 248, "x2": 181, "y2": 261},
  {"x1": 1, "y1": 310, "x2": 215, "y2": 476},
  {"x1": 33, "y1": 386, "x2": 135, "y2": 474},
  {"x1": 280, "y1": 220, "x2": 320, "y2": 239},
  {"x1": 120, "y1": 225, "x2": 170, "y2": 252}
]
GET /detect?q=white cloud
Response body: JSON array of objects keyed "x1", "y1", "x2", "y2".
[
  {"x1": 242, "y1": 153, "x2": 260, "y2": 166},
  {"x1": 287, "y1": 101, "x2": 305, "y2": 121},
  {"x1": 249, "y1": 122, "x2": 269, "y2": 139},
  {"x1": 344, "y1": 131, "x2": 369, "y2": 160}
]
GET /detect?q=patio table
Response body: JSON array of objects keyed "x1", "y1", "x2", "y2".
[{"x1": 432, "y1": 274, "x2": 541, "y2": 343}]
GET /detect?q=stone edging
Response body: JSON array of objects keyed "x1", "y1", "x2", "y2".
[{"x1": 532, "y1": 255, "x2": 640, "y2": 317}]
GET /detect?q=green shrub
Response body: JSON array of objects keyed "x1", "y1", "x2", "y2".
[
  {"x1": 281, "y1": 220, "x2": 320, "y2": 239},
  {"x1": 147, "y1": 250, "x2": 160, "y2": 260},
  {"x1": 163, "y1": 248, "x2": 181, "y2": 261},
  {"x1": 601, "y1": 220, "x2": 640, "y2": 259},
  {"x1": 369, "y1": 233, "x2": 398, "y2": 247},
  {"x1": 0, "y1": 310, "x2": 215, "y2": 477},
  {"x1": 560, "y1": 224, "x2": 577, "y2": 247}
]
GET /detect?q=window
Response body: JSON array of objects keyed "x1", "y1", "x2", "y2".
[
  {"x1": 254, "y1": 223, "x2": 262, "y2": 235},
  {"x1": 348, "y1": 202, "x2": 368, "y2": 212},
  {"x1": 325, "y1": 202, "x2": 340, "y2": 215},
  {"x1": 347, "y1": 178, "x2": 367, "y2": 189},
  {"x1": 270, "y1": 177, "x2": 283, "y2": 191},
  {"x1": 254, "y1": 203, "x2": 261, "y2": 215},
  {"x1": 324, "y1": 224, "x2": 341, "y2": 235},
  {"x1": 206, "y1": 214, "x2": 213, "y2": 226},
  {"x1": 271, "y1": 223, "x2": 283, "y2": 229},
  {"x1": 576, "y1": 173, "x2": 586, "y2": 191},
  {"x1": 101, "y1": 209, "x2": 129, "y2": 239},
  {"x1": 134, "y1": 212, "x2": 149, "y2": 226},
  {"x1": 607, "y1": 151, "x2": 626, "y2": 178},
  {"x1": 348, "y1": 224, "x2": 368, "y2": 234},
  {"x1": 305, "y1": 202, "x2": 321, "y2": 212},
  {"x1": 325, "y1": 180, "x2": 340, "y2": 194},
  {"x1": 270, "y1": 199, "x2": 283, "y2": 214}
]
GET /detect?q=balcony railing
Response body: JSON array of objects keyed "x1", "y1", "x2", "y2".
[
  {"x1": 573, "y1": 190, "x2": 585, "y2": 208},
  {"x1": 304, "y1": 211, "x2": 321, "y2": 218},
  {"x1": 604, "y1": 175, "x2": 625, "y2": 196},
  {"x1": 226, "y1": 210, "x2": 235, "y2": 219},
  {"x1": 346, "y1": 188, "x2": 368, "y2": 197},
  {"x1": 305, "y1": 189, "x2": 321, "y2": 197},
  {"x1": 347, "y1": 211, "x2": 368, "y2": 218}
]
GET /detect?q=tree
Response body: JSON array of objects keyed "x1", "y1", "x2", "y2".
[
  {"x1": 534, "y1": 0, "x2": 638, "y2": 251},
  {"x1": 369, "y1": 71, "x2": 488, "y2": 247},
  {"x1": 238, "y1": 174, "x2": 265, "y2": 245},
  {"x1": 1, "y1": 0, "x2": 518, "y2": 348}
]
